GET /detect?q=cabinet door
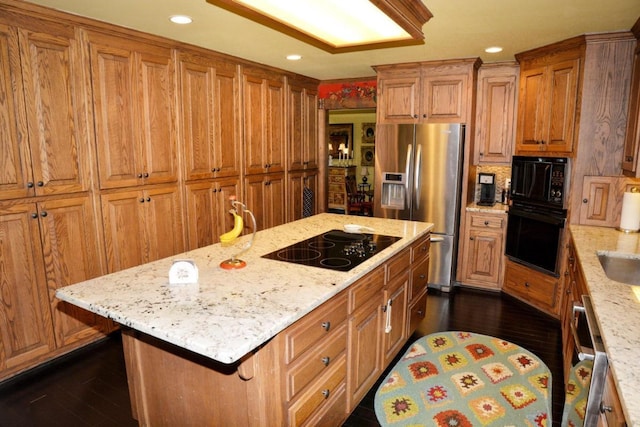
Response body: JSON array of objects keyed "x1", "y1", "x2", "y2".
[
  {"x1": 0, "y1": 24, "x2": 32, "y2": 200},
  {"x1": 38, "y1": 197, "x2": 106, "y2": 347},
  {"x1": 245, "y1": 173, "x2": 285, "y2": 231},
  {"x1": 101, "y1": 190, "x2": 146, "y2": 272},
  {"x1": 421, "y1": 73, "x2": 468, "y2": 122},
  {"x1": 88, "y1": 32, "x2": 177, "y2": 188},
  {"x1": 179, "y1": 54, "x2": 240, "y2": 181},
  {"x1": 376, "y1": 72, "x2": 421, "y2": 123},
  {"x1": 0, "y1": 204, "x2": 55, "y2": 370},
  {"x1": 347, "y1": 299, "x2": 382, "y2": 411},
  {"x1": 516, "y1": 66, "x2": 548, "y2": 151},
  {"x1": 185, "y1": 178, "x2": 240, "y2": 249},
  {"x1": 463, "y1": 229, "x2": 503, "y2": 286},
  {"x1": 287, "y1": 171, "x2": 318, "y2": 222},
  {"x1": 474, "y1": 66, "x2": 518, "y2": 164},
  {"x1": 287, "y1": 82, "x2": 319, "y2": 171},
  {"x1": 144, "y1": 186, "x2": 184, "y2": 263},
  {"x1": 266, "y1": 79, "x2": 285, "y2": 173},
  {"x1": 545, "y1": 59, "x2": 580, "y2": 152},
  {"x1": 382, "y1": 273, "x2": 409, "y2": 367},
  {"x1": 579, "y1": 176, "x2": 619, "y2": 227}
]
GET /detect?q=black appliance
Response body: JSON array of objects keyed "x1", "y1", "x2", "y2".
[
  {"x1": 505, "y1": 156, "x2": 569, "y2": 276},
  {"x1": 262, "y1": 230, "x2": 401, "y2": 272}
]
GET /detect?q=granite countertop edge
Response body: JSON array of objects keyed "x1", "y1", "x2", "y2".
[{"x1": 569, "y1": 224, "x2": 640, "y2": 426}]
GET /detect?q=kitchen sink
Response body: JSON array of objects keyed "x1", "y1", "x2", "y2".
[{"x1": 597, "y1": 253, "x2": 640, "y2": 286}]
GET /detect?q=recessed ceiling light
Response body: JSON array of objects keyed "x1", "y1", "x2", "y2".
[
  {"x1": 286, "y1": 54, "x2": 302, "y2": 61},
  {"x1": 485, "y1": 46, "x2": 503, "y2": 53},
  {"x1": 169, "y1": 15, "x2": 193, "y2": 24}
]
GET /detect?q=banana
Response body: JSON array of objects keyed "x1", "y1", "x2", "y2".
[{"x1": 219, "y1": 211, "x2": 243, "y2": 244}]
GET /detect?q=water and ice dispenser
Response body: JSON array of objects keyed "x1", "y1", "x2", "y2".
[{"x1": 381, "y1": 172, "x2": 406, "y2": 209}]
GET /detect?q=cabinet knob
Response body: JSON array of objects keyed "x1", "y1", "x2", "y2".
[
  {"x1": 40, "y1": 211, "x2": 47, "y2": 217},
  {"x1": 600, "y1": 404, "x2": 613, "y2": 413},
  {"x1": 419, "y1": 274, "x2": 426, "y2": 280},
  {"x1": 626, "y1": 156, "x2": 634, "y2": 162},
  {"x1": 31, "y1": 212, "x2": 38, "y2": 219},
  {"x1": 322, "y1": 389, "x2": 330, "y2": 399},
  {"x1": 143, "y1": 172, "x2": 149, "y2": 178},
  {"x1": 582, "y1": 198, "x2": 588, "y2": 204},
  {"x1": 524, "y1": 282, "x2": 530, "y2": 288},
  {"x1": 484, "y1": 220, "x2": 489, "y2": 226},
  {"x1": 146, "y1": 197, "x2": 151, "y2": 202},
  {"x1": 138, "y1": 173, "x2": 143, "y2": 178},
  {"x1": 469, "y1": 236, "x2": 475, "y2": 241},
  {"x1": 213, "y1": 188, "x2": 218, "y2": 193},
  {"x1": 37, "y1": 181, "x2": 44, "y2": 187},
  {"x1": 27, "y1": 182, "x2": 34, "y2": 188},
  {"x1": 479, "y1": 152, "x2": 484, "y2": 156},
  {"x1": 321, "y1": 356, "x2": 330, "y2": 366},
  {"x1": 139, "y1": 198, "x2": 145, "y2": 203},
  {"x1": 417, "y1": 309, "x2": 424, "y2": 316},
  {"x1": 321, "y1": 321, "x2": 330, "y2": 331}
]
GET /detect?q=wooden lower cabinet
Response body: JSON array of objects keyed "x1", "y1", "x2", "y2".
[
  {"x1": 244, "y1": 172, "x2": 286, "y2": 231},
  {"x1": 460, "y1": 212, "x2": 506, "y2": 289},
  {"x1": 121, "y1": 233, "x2": 430, "y2": 426},
  {"x1": 503, "y1": 259, "x2": 561, "y2": 317},
  {"x1": 0, "y1": 196, "x2": 108, "y2": 380},
  {"x1": 598, "y1": 370, "x2": 627, "y2": 427}
]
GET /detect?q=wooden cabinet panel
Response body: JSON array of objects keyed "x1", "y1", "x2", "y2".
[
  {"x1": 327, "y1": 166, "x2": 356, "y2": 213},
  {"x1": 101, "y1": 186, "x2": 184, "y2": 272},
  {"x1": 0, "y1": 204, "x2": 55, "y2": 370},
  {"x1": 474, "y1": 63, "x2": 518, "y2": 164},
  {"x1": 382, "y1": 272, "x2": 409, "y2": 367},
  {"x1": 460, "y1": 212, "x2": 506, "y2": 290},
  {"x1": 503, "y1": 259, "x2": 560, "y2": 317},
  {"x1": 243, "y1": 68, "x2": 285, "y2": 176},
  {"x1": 88, "y1": 31, "x2": 177, "y2": 189},
  {"x1": 287, "y1": 171, "x2": 318, "y2": 222},
  {"x1": 623, "y1": 42, "x2": 640, "y2": 176},
  {"x1": 421, "y1": 73, "x2": 467, "y2": 121},
  {"x1": 38, "y1": 197, "x2": 107, "y2": 347},
  {"x1": 376, "y1": 70, "x2": 421, "y2": 123},
  {"x1": 516, "y1": 49, "x2": 581, "y2": 154},
  {"x1": 287, "y1": 78, "x2": 319, "y2": 171},
  {"x1": 244, "y1": 173, "x2": 286, "y2": 231},
  {"x1": 185, "y1": 178, "x2": 240, "y2": 249},
  {"x1": 179, "y1": 52, "x2": 241, "y2": 180},
  {"x1": 580, "y1": 176, "x2": 617, "y2": 226},
  {"x1": 0, "y1": 21, "x2": 90, "y2": 201}
]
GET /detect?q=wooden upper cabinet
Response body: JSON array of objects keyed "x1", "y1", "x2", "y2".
[
  {"x1": 244, "y1": 172, "x2": 286, "y2": 231},
  {"x1": 179, "y1": 51, "x2": 241, "y2": 181},
  {"x1": 287, "y1": 77, "x2": 319, "y2": 171},
  {"x1": 376, "y1": 68, "x2": 421, "y2": 123},
  {"x1": 0, "y1": 20, "x2": 90, "y2": 201},
  {"x1": 243, "y1": 67, "x2": 285, "y2": 176},
  {"x1": 516, "y1": 45, "x2": 582, "y2": 155},
  {"x1": 375, "y1": 59, "x2": 479, "y2": 124},
  {"x1": 473, "y1": 63, "x2": 519, "y2": 165},
  {"x1": 87, "y1": 31, "x2": 178, "y2": 189},
  {"x1": 623, "y1": 41, "x2": 640, "y2": 176}
]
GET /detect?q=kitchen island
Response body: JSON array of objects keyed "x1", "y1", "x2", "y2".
[
  {"x1": 570, "y1": 225, "x2": 640, "y2": 426},
  {"x1": 56, "y1": 213, "x2": 432, "y2": 426}
]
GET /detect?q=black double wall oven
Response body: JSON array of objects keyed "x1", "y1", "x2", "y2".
[{"x1": 505, "y1": 156, "x2": 569, "y2": 276}]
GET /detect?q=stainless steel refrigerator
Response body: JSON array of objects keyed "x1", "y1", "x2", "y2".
[{"x1": 374, "y1": 123, "x2": 465, "y2": 291}]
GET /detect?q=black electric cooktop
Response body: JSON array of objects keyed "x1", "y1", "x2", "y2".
[{"x1": 261, "y1": 229, "x2": 401, "y2": 272}]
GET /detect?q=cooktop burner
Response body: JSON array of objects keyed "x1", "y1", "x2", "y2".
[{"x1": 262, "y1": 230, "x2": 401, "y2": 272}]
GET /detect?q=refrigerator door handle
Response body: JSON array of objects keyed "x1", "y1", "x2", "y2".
[
  {"x1": 430, "y1": 236, "x2": 444, "y2": 243},
  {"x1": 405, "y1": 144, "x2": 412, "y2": 207},
  {"x1": 414, "y1": 144, "x2": 423, "y2": 209}
]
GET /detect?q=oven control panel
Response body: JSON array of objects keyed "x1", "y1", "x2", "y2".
[{"x1": 550, "y1": 165, "x2": 566, "y2": 205}]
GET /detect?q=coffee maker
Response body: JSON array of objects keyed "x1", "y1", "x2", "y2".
[{"x1": 478, "y1": 173, "x2": 496, "y2": 206}]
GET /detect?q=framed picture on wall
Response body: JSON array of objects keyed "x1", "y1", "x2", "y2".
[
  {"x1": 362, "y1": 123, "x2": 375, "y2": 144},
  {"x1": 328, "y1": 123, "x2": 354, "y2": 158},
  {"x1": 361, "y1": 146, "x2": 375, "y2": 166}
]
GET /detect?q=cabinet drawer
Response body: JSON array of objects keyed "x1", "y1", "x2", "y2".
[
  {"x1": 349, "y1": 266, "x2": 385, "y2": 313},
  {"x1": 288, "y1": 355, "x2": 346, "y2": 427},
  {"x1": 286, "y1": 324, "x2": 347, "y2": 401},
  {"x1": 410, "y1": 256, "x2": 430, "y2": 300},
  {"x1": 301, "y1": 382, "x2": 347, "y2": 427},
  {"x1": 411, "y1": 235, "x2": 431, "y2": 263},
  {"x1": 386, "y1": 247, "x2": 410, "y2": 282},
  {"x1": 407, "y1": 290, "x2": 427, "y2": 336},
  {"x1": 504, "y1": 261, "x2": 558, "y2": 310},
  {"x1": 284, "y1": 292, "x2": 347, "y2": 364},
  {"x1": 469, "y1": 214, "x2": 504, "y2": 229}
]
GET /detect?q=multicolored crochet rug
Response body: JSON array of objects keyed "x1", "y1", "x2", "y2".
[
  {"x1": 375, "y1": 331, "x2": 552, "y2": 426},
  {"x1": 561, "y1": 359, "x2": 593, "y2": 426}
]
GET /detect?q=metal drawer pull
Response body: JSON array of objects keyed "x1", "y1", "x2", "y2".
[
  {"x1": 321, "y1": 356, "x2": 330, "y2": 366},
  {"x1": 322, "y1": 389, "x2": 330, "y2": 399},
  {"x1": 321, "y1": 321, "x2": 330, "y2": 331},
  {"x1": 600, "y1": 403, "x2": 613, "y2": 413}
]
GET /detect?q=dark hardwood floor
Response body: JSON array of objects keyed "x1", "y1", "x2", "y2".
[{"x1": 0, "y1": 287, "x2": 563, "y2": 427}]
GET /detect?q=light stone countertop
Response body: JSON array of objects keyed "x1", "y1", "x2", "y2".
[
  {"x1": 56, "y1": 213, "x2": 432, "y2": 365},
  {"x1": 466, "y1": 202, "x2": 509, "y2": 214},
  {"x1": 569, "y1": 225, "x2": 640, "y2": 426}
]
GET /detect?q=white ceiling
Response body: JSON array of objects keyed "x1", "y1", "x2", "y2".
[{"x1": 25, "y1": 0, "x2": 640, "y2": 81}]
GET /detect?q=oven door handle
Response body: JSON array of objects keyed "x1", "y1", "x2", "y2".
[
  {"x1": 509, "y1": 208, "x2": 566, "y2": 227},
  {"x1": 571, "y1": 303, "x2": 595, "y2": 361}
]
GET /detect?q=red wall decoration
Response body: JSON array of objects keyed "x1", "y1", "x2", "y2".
[{"x1": 318, "y1": 80, "x2": 377, "y2": 109}]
